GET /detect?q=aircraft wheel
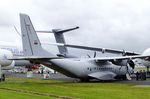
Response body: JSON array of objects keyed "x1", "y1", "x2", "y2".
[
  {"x1": 122, "y1": 75, "x2": 127, "y2": 80},
  {"x1": 80, "y1": 79, "x2": 89, "y2": 82}
]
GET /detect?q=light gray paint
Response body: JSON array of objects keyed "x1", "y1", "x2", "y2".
[
  {"x1": 19, "y1": 13, "x2": 135, "y2": 81},
  {"x1": 20, "y1": 14, "x2": 55, "y2": 57}
]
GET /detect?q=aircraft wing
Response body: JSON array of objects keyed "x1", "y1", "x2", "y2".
[
  {"x1": 88, "y1": 71, "x2": 116, "y2": 80},
  {"x1": 10, "y1": 55, "x2": 150, "y2": 61},
  {"x1": 54, "y1": 43, "x2": 139, "y2": 55},
  {"x1": 44, "y1": 43, "x2": 140, "y2": 55},
  {"x1": 90, "y1": 55, "x2": 150, "y2": 61}
]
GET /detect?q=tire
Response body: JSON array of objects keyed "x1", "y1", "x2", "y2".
[{"x1": 80, "y1": 79, "x2": 89, "y2": 82}]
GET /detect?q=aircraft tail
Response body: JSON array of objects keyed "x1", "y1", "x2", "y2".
[
  {"x1": 52, "y1": 27, "x2": 79, "y2": 55},
  {"x1": 20, "y1": 13, "x2": 54, "y2": 57},
  {"x1": 53, "y1": 30, "x2": 68, "y2": 55},
  {"x1": 37, "y1": 27, "x2": 79, "y2": 56}
]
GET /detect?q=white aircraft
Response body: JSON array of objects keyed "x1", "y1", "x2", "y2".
[
  {"x1": 0, "y1": 41, "x2": 37, "y2": 81},
  {"x1": 0, "y1": 48, "x2": 15, "y2": 81},
  {"x1": 0, "y1": 41, "x2": 32, "y2": 68},
  {"x1": 11, "y1": 13, "x2": 150, "y2": 81},
  {"x1": 0, "y1": 41, "x2": 23, "y2": 56}
]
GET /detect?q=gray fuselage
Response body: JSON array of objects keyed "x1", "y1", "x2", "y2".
[{"x1": 40, "y1": 58, "x2": 133, "y2": 80}]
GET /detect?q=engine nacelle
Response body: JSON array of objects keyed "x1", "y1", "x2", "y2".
[
  {"x1": 0, "y1": 49, "x2": 13, "y2": 67},
  {"x1": 2, "y1": 60, "x2": 15, "y2": 70},
  {"x1": 112, "y1": 59, "x2": 128, "y2": 66},
  {"x1": 112, "y1": 59, "x2": 135, "y2": 69}
]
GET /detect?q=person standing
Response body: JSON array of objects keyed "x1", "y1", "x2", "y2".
[
  {"x1": 136, "y1": 71, "x2": 139, "y2": 81},
  {"x1": 143, "y1": 70, "x2": 146, "y2": 80},
  {"x1": 139, "y1": 70, "x2": 143, "y2": 80}
]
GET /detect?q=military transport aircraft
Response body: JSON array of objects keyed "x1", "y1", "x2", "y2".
[
  {"x1": 39, "y1": 25, "x2": 150, "y2": 72},
  {"x1": 12, "y1": 13, "x2": 150, "y2": 81},
  {"x1": 55, "y1": 43, "x2": 150, "y2": 71}
]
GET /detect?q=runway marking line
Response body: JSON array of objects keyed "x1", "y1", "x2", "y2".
[{"x1": 0, "y1": 87, "x2": 76, "y2": 99}]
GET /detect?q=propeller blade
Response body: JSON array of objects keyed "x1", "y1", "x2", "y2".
[
  {"x1": 119, "y1": 66, "x2": 123, "y2": 70},
  {"x1": 126, "y1": 73, "x2": 132, "y2": 80},
  {"x1": 122, "y1": 49, "x2": 126, "y2": 56},
  {"x1": 87, "y1": 54, "x2": 91, "y2": 58},
  {"x1": 126, "y1": 65, "x2": 129, "y2": 74},
  {"x1": 94, "y1": 52, "x2": 96, "y2": 58}
]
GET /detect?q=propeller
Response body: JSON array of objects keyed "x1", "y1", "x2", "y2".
[
  {"x1": 119, "y1": 65, "x2": 123, "y2": 70},
  {"x1": 116, "y1": 59, "x2": 135, "y2": 80},
  {"x1": 102, "y1": 48, "x2": 105, "y2": 54},
  {"x1": 118, "y1": 63, "x2": 131, "y2": 80},
  {"x1": 94, "y1": 51, "x2": 96, "y2": 58},
  {"x1": 126, "y1": 59, "x2": 135, "y2": 80},
  {"x1": 122, "y1": 49, "x2": 126, "y2": 56},
  {"x1": 87, "y1": 51, "x2": 97, "y2": 58},
  {"x1": 87, "y1": 54, "x2": 91, "y2": 58},
  {"x1": 127, "y1": 59, "x2": 135, "y2": 69}
]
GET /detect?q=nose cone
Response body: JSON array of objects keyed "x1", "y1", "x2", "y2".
[{"x1": 142, "y1": 48, "x2": 150, "y2": 55}]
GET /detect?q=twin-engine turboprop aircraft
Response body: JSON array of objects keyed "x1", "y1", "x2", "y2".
[
  {"x1": 11, "y1": 13, "x2": 150, "y2": 81},
  {"x1": 56, "y1": 43, "x2": 150, "y2": 71},
  {"x1": 38, "y1": 21, "x2": 150, "y2": 72}
]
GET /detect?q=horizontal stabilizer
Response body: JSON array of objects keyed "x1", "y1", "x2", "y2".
[
  {"x1": 9, "y1": 56, "x2": 61, "y2": 60},
  {"x1": 36, "y1": 26, "x2": 79, "y2": 34}
]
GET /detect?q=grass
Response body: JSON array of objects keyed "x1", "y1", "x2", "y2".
[
  {"x1": 0, "y1": 90, "x2": 54, "y2": 99},
  {"x1": 0, "y1": 76, "x2": 150, "y2": 99}
]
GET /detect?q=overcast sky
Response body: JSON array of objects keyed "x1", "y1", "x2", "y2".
[{"x1": 1, "y1": 0, "x2": 150, "y2": 56}]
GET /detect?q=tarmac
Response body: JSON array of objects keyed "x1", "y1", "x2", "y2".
[{"x1": 5, "y1": 72, "x2": 150, "y2": 85}]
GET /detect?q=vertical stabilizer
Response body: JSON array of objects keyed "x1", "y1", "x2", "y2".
[
  {"x1": 52, "y1": 27, "x2": 79, "y2": 55},
  {"x1": 20, "y1": 13, "x2": 54, "y2": 57},
  {"x1": 52, "y1": 30, "x2": 68, "y2": 54}
]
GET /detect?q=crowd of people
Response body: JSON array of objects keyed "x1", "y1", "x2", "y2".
[{"x1": 135, "y1": 70, "x2": 147, "y2": 80}]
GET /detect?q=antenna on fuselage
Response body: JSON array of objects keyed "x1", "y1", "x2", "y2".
[{"x1": 14, "y1": 26, "x2": 21, "y2": 36}]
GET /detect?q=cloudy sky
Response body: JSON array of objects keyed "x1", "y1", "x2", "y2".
[{"x1": 1, "y1": 0, "x2": 150, "y2": 56}]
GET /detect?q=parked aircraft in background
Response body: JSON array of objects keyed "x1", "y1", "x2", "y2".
[
  {"x1": 0, "y1": 41, "x2": 23, "y2": 56},
  {"x1": 11, "y1": 13, "x2": 150, "y2": 81},
  {"x1": 0, "y1": 48, "x2": 15, "y2": 81},
  {"x1": 0, "y1": 41, "x2": 32, "y2": 67},
  {"x1": 0, "y1": 41, "x2": 39, "y2": 81}
]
